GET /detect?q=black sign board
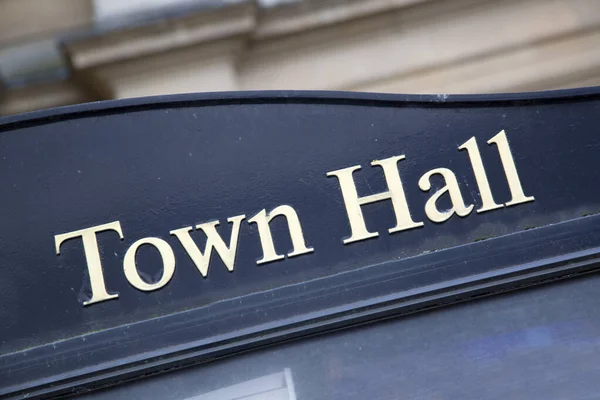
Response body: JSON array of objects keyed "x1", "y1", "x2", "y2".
[{"x1": 2, "y1": 88, "x2": 600, "y2": 398}]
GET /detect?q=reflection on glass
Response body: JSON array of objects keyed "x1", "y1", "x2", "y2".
[
  {"x1": 80, "y1": 274, "x2": 600, "y2": 399},
  {"x1": 186, "y1": 368, "x2": 296, "y2": 400}
]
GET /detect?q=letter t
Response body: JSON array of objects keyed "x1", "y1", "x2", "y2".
[{"x1": 55, "y1": 221, "x2": 124, "y2": 306}]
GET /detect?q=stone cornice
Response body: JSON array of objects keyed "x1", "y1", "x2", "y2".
[
  {"x1": 64, "y1": 1, "x2": 256, "y2": 70},
  {"x1": 63, "y1": 0, "x2": 440, "y2": 71},
  {"x1": 4, "y1": 0, "x2": 600, "y2": 115},
  {"x1": 254, "y1": 0, "x2": 431, "y2": 39}
]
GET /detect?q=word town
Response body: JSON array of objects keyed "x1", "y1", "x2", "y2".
[{"x1": 55, "y1": 130, "x2": 534, "y2": 306}]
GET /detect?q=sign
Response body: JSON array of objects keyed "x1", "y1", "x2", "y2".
[
  {"x1": 52, "y1": 128, "x2": 531, "y2": 307},
  {"x1": 1, "y1": 88, "x2": 600, "y2": 398}
]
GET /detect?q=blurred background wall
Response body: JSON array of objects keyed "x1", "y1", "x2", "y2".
[{"x1": 0, "y1": 0, "x2": 599, "y2": 116}]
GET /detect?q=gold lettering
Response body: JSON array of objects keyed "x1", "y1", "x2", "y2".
[
  {"x1": 327, "y1": 155, "x2": 423, "y2": 244},
  {"x1": 418, "y1": 167, "x2": 474, "y2": 223},
  {"x1": 458, "y1": 136, "x2": 503, "y2": 213},
  {"x1": 248, "y1": 205, "x2": 314, "y2": 265},
  {"x1": 54, "y1": 221, "x2": 123, "y2": 306},
  {"x1": 170, "y1": 215, "x2": 245, "y2": 277},
  {"x1": 123, "y1": 237, "x2": 175, "y2": 291},
  {"x1": 488, "y1": 130, "x2": 535, "y2": 206}
]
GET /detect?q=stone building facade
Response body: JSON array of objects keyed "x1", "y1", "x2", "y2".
[{"x1": 1, "y1": 0, "x2": 599, "y2": 115}]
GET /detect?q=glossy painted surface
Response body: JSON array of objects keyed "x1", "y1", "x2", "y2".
[
  {"x1": 79, "y1": 274, "x2": 600, "y2": 400},
  {"x1": 1, "y1": 89, "x2": 600, "y2": 397}
]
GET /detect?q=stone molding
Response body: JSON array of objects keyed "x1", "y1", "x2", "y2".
[
  {"x1": 64, "y1": 1, "x2": 256, "y2": 70},
  {"x1": 2, "y1": 0, "x2": 600, "y2": 115}
]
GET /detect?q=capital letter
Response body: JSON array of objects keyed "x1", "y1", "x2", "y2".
[
  {"x1": 459, "y1": 136, "x2": 504, "y2": 213},
  {"x1": 54, "y1": 221, "x2": 123, "y2": 306},
  {"x1": 419, "y1": 167, "x2": 474, "y2": 223},
  {"x1": 248, "y1": 205, "x2": 314, "y2": 265},
  {"x1": 488, "y1": 130, "x2": 535, "y2": 206},
  {"x1": 327, "y1": 155, "x2": 423, "y2": 244},
  {"x1": 123, "y1": 237, "x2": 175, "y2": 291},
  {"x1": 170, "y1": 215, "x2": 245, "y2": 277}
]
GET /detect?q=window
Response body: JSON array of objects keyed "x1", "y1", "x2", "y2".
[{"x1": 79, "y1": 274, "x2": 600, "y2": 399}]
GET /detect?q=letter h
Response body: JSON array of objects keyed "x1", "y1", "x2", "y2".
[{"x1": 326, "y1": 155, "x2": 423, "y2": 244}]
